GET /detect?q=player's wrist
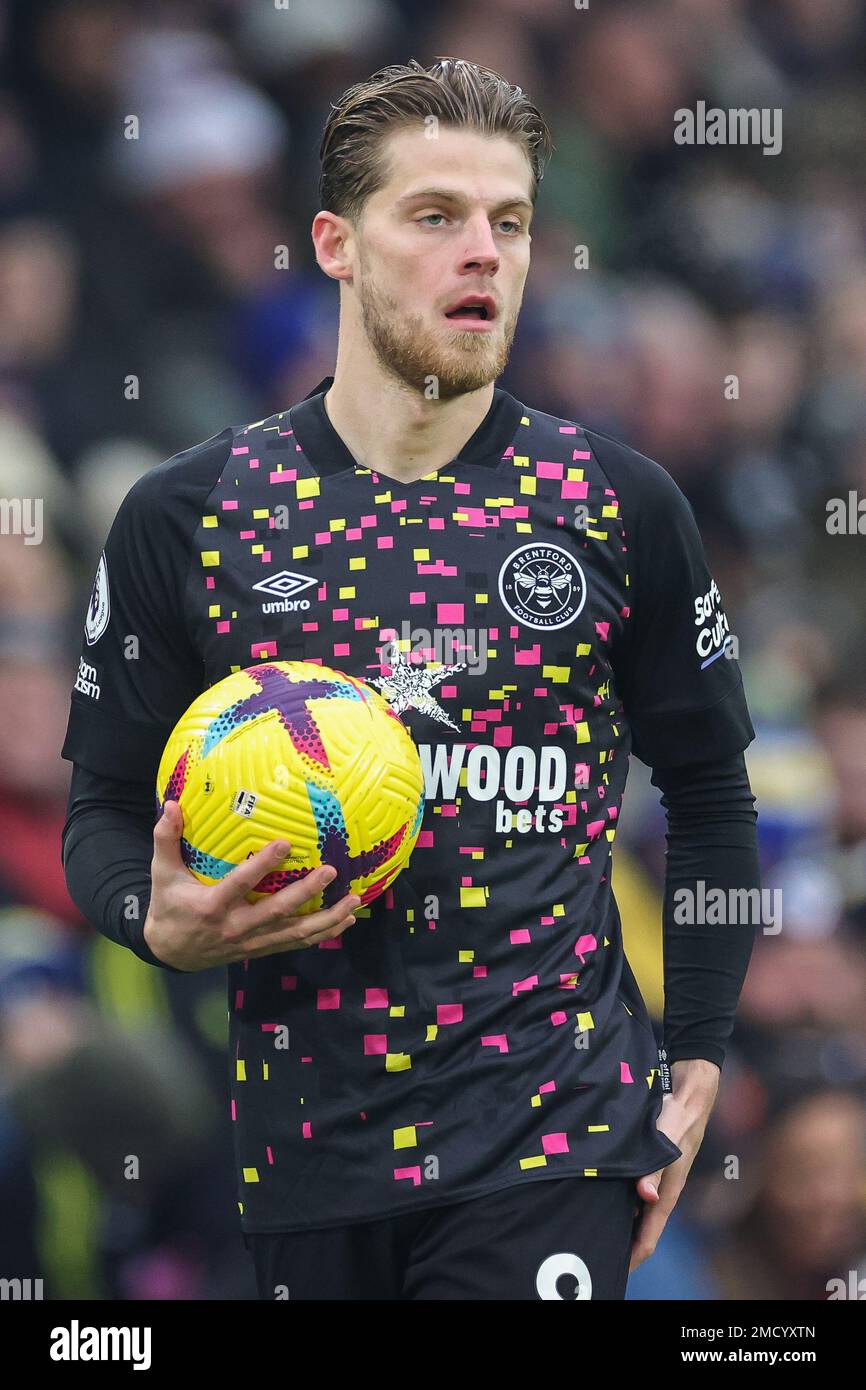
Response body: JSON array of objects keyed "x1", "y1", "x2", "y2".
[
  {"x1": 669, "y1": 1056, "x2": 720, "y2": 1106},
  {"x1": 142, "y1": 907, "x2": 168, "y2": 963}
]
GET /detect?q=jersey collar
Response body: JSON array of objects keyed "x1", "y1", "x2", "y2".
[{"x1": 290, "y1": 374, "x2": 525, "y2": 479}]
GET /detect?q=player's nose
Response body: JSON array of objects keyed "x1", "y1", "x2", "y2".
[{"x1": 458, "y1": 212, "x2": 500, "y2": 271}]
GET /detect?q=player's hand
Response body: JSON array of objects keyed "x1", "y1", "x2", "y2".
[
  {"x1": 143, "y1": 800, "x2": 362, "y2": 971},
  {"x1": 629, "y1": 1059, "x2": 720, "y2": 1273}
]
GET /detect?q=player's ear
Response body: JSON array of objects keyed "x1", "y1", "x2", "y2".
[{"x1": 312, "y1": 210, "x2": 355, "y2": 283}]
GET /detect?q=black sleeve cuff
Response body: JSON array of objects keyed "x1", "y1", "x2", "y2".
[
  {"x1": 61, "y1": 700, "x2": 169, "y2": 787},
  {"x1": 629, "y1": 679, "x2": 755, "y2": 769},
  {"x1": 665, "y1": 1043, "x2": 725, "y2": 1071}
]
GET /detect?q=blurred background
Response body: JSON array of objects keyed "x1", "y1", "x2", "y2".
[{"x1": 1, "y1": 0, "x2": 866, "y2": 1300}]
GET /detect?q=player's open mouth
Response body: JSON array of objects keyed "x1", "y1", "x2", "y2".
[{"x1": 444, "y1": 296, "x2": 497, "y2": 329}]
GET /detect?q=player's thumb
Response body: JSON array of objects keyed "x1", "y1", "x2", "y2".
[
  {"x1": 636, "y1": 1170, "x2": 662, "y2": 1202},
  {"x1": 153, "y1": 799, "x2": 185, "y2": 872}
]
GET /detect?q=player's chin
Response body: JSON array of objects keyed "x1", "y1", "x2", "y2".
[
  {"x1": 433, "y1": 362, "x2": 500, "y2": 397},
  {"x1": 439, "y1": 326, "x2": 501, "y2": 367}
]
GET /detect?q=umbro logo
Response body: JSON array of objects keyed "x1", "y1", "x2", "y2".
[
  {"x1": 252, "y1": 569, "x2": 318, "y2": 600},
  {"x1": 253, "y1": 569, "x2": 318, "y2": 614}
]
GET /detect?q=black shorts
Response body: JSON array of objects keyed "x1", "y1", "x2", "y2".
[{"x1": 244, "y1": 1176, "x2": 642, "y2": 1300}]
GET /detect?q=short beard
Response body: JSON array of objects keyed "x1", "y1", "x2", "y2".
[{"x1": 357, "y1": 261, "x2": 517, "y2": 400}]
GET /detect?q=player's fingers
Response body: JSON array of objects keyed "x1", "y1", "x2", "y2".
[
  {"x1": 630, "y1": 1167, "x2": 681, "y2": 1272},
  {"x1": 629, "y1": 1189, "x2": 671, "y2": 1272},
  {"x1": 238, "y1": 864, "x2": 345, "y2": 926},
  {"x1": 215, "y1": 841, "x2": 322, "y2": 910},
  {"x1": 241, "y1": 907, "x2": 359, "y2": 959},
  {"x1": 244, "y1": 888, "x2": 361, "y2": 939}
]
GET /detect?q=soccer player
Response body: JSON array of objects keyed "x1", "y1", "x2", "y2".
[{"x1": 62, "y1": 58, "x2": 759, "y2": 1301}]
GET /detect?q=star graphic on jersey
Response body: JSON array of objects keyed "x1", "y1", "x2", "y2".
[{"x1": 369, "y1": 648, "x2": 466, "y2": 731}]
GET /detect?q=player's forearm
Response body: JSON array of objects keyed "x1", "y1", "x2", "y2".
[
  {"x1": 651, "y1": 752, "x2": 760, "y2": 1071},
  {"x1": 61, "y1": 765, "x2": 182, "y2": 972}
]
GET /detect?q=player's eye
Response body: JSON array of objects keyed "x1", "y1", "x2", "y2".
[{"x1": 418, "y1": 213, "x2": 523, "y2": 233}]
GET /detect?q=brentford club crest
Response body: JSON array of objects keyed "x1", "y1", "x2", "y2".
[{"x1": 497, "y1": 543, "x2": 587, "y2": 630}]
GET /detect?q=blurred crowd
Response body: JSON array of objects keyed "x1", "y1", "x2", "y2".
[{"x1": 1, "y1": 0, "x2": 866, "y2": 1300}]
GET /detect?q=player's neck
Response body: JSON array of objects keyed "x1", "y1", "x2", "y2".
[{"x1": 323, "y1": 362, "x2": 495, "y2": 485}]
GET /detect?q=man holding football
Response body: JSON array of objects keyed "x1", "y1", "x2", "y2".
[{"x1": 62, "y1": 57, "x2": 759, "y2": 1300}]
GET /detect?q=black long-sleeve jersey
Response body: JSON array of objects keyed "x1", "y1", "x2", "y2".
[{"x1": 61, "y1": 376, "x2": 757, "y2": 1232}]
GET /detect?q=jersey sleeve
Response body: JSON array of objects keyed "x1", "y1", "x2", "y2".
[
  {"x1": 589, "y1": 428, "x2": 755, "y2": 769},
  {"x1": 61, "y1": 430, "x2": 233, "y2": 787}
]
